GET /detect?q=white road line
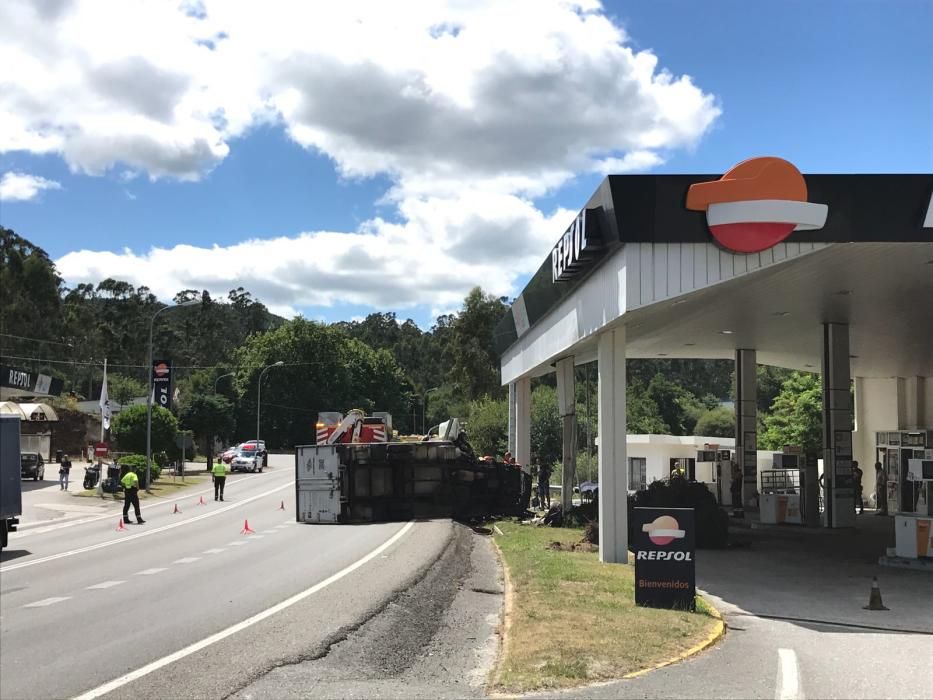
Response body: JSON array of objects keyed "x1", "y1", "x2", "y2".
[
  {"x1": 1, "y1": 481, "x2": 292, "y2": 573},
  {"x1": 260, "y1": 530, "x2": 278, "y2": 535},
  {"x1": 11, "y1": 473, "x2": 266, "y2": 538},
  {"x1": 202, "y1": 548, "x2": 225, "y2": 555},
  {"x1": 24, "y1": 596, "x2": 72, "y2": 608},
  {"x1": 135, "y1": 568, "x2": 167, "y2": 576},
  {"x1": 777, "y1": 648, "x2": 803, "y2": 700},
  {"x1": 73, "y1": 521, "x2": 414, "y2": 700},
  {"x1": 173, "y1": 557, "x2": 201, "y2": 564},
  {"x1": 227, "y1": 541, "x2": 247, "y2": 546},
  {"x1": 247, "y1": 534, "x2": 264, "y2": 539},
  {"x1": 85, "y1": 580, "x2": 125, "y2": 590}
]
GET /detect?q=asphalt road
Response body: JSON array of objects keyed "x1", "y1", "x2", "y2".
[{"x1": 0, "y1": 456, "x2": 449, "y2": 700}]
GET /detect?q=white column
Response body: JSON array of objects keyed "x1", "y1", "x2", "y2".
[
  {"x1": 822, "y1": 323, "x2": 855, "y2": 528},
  {"x1": 507, "y1": 382, "x2": 516, "y2": 456},
  {"x1": 598, "y1": 327, "x2": 627, "y2": 564},
  {"x1": 735, "y1": 349, "x2": 758, "y2": 510},
  {"x1": 555, "y1": 357, "x2": 577, "y2": 510},
  {"x1": 515, "y1": 377, "x2": 531, "y2": 473}
]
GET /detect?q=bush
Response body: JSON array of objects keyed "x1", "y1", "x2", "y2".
[
  {"x1": 628, "y1": 478, "x2": 730, "y2": 549},
  {"x1": 117, "y1": 453, "x2": 160, "y2": 483}
]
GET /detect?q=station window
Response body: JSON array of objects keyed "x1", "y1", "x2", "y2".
[{"x1": 627, "y1": 457, "x2": 647, "y2": 491}]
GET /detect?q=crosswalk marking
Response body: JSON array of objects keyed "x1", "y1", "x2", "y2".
[
  {"x1": 173, "y1": 557, "x2": 201, "y2": 564},
  {"x1": 86, "y1": 580, "x2": 125, "y2": 590},
  {"x1": 24, "y1": 596, "x2": 71, "y2": 608},
  {"x1": 135, "y1": 568, "x2": 167, "y2": 576}
]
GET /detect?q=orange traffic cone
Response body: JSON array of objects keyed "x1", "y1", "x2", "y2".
[
  {"x1": 197, "y1": 495, "x2": 206, "y2": 506},
  {"x1": 116, "y1": 518, "x2": 128, "y2": 531},
  {"x1": 864, "y1": 576, "x2": 889, "y2": 611},
  {"x1": 279, "y1": 500, "x2": 285, "y2": 511},
  {"x1": 173, "y1": 503, "x2": 181, "y2": 514},
  {"x1": 241, "y1": 519, "x2": 255, "y2": 535}
]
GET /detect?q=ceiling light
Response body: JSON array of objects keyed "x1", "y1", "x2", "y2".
[
  {"x1": 849, "y1": 354, "x2": 858, "y2": 359},
  {"x1": 772, "y1": 311, "x2": 790, "y2": 317},
  {"x1": 835, "y1": 290, "x2": 851, "y2": 296},
  {"x1": 684, "y1": 342, "x2": 696, "y2": 347},
  {"x1": 671, "y1": 299, "x2": 688, "y2": 306},
  {"x1": 804, "y1": 364, "x2": 814, "y2": 368},
  {"x1": 658, "y1": 353, "x2": 668, "y2": 356},
  {"x1": 720, "y1": 330, "x2": 734, "y2": 335}
]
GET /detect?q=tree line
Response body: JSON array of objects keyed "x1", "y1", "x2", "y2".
[{"x1": 2, "y1": 226, "x2": 819, "y2": 466}]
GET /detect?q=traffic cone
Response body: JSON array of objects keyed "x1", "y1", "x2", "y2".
[
  {"x1": 863, "y1": 576, "x2": 889, "y2": 611},
  {"x1": 197, "y1": 495, "x2": 206, "y2": 506},
  {"x1": 116, "y1": 518, "x2": 128, "y2": 531},
  {"x1": 173, "y1": 503, "x2": 181, "y2": 514},
  {"x1": 240, "y1": 519, "x2": 255, "y2": 535},
  {"x1": 279, "y1": 500, "x2": 285, "y2": 511}
]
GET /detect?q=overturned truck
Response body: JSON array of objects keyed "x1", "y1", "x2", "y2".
[{"x1": 295, "y1": 411, "x2": 530, "y2": 523}]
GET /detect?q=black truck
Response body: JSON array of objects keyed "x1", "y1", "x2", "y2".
[{"x1": 1, "y1": 415, "x2": 23, "y2": 549}]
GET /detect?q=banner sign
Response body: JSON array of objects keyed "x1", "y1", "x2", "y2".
[
  {"x1": 634, "y1": 507, "x2": 696, "y2": 611},
  {"x1": 1, "y1": 364, "x2": 64, "y2": 396},
  {"x1": 151, "y1": 359, "x2": 173, "y2": 411}
]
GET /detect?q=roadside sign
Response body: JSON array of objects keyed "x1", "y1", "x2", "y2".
[
  {"x1": 633, "y1": 507, "x2": 696, "y2": 610},
  {"x1": 94, "y1": 441, "x2": 109, "y2": 457},
  {"x1": 175, "y1": 432, "x2": 194, "y2": 450}
]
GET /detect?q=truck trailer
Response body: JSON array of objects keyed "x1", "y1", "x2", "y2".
[
  {"x1": 1, "y1": 415, "x2": 23, "y2": 549},
  {"x1": 296, "y1": 411, "x2": 529, "y2": 523}
]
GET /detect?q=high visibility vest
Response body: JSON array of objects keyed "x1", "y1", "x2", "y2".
[
  {"x1": 212, "y1": 461, "x2": 227, "y2": 477},
  {"x1": 121, "y1": 471, "x2": 139, "y2": 490}
]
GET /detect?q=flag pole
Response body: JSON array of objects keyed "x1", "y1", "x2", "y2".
[{"x1": 97, "y1": 358, "x2": 107, "y2": 497}]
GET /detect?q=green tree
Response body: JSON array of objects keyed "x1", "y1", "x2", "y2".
[
  {"x1": 108, "y1": 374, "x2": 146, "y2": 411},
  {"x1": 761, "y1": 372, "x2": 823, "y2": 455},
  {"x1": 531, "y1": 385, "x2": 561, "y2": 469},
  {"x1": 694, "y1": 406, "x2": 735, "y2": 438},
  {"x1": 449, "y1": 288, "x2": 509, "y2": 401},
  {"x1": 466, "y1": 396, "x2": 508, "y2": 458},
  {"x1": 110, "y1": 404, "x2": 178, "y2": 455},
  {"x1": 179, "y1": 394, "x2": 235, "y2": 448}
]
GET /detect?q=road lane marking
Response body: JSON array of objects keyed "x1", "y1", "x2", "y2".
[
  {"x1": 85, "y1": 580, "x2": 125, "y2": 590},
  {"x1": 777, "y1": 648, "x2": 803, "y2": 700},
  {"x1": 261, "y1": 530, "x2": 278, "y2": 535},
  {"x1": 173, "y1": 557, "x2": 201, "y2": 564},
  {"x1": 135, "y1": 568, "x2": 167, "y2": 576},
  {"x1": 1, "y1": 481, "x2": 293, "y2": 573},
  {"x1": 248, "y1": 534, "x2": 264, "y2": 539},
  {"x1": 24, "y1": 596, "x2": 71, "y2": 608},
  {"x1": 202, "y1": 548, "x2": 225, "y2": 555},
  {"x1": 11, "y1": 473, "x2": 267, "y2": 538},
  {"x1": 73, "y1": 521, "x2": 415, "y2": 700},
  {"x1": 227, "y1": 541, "x2": 247, "y2": 546}
]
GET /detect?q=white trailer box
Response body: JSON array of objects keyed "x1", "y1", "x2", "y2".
[{"x1": 296, "y1": 444, "x2": 343, "y2": 523}]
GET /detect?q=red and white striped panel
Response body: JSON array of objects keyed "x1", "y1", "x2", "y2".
[
  {"x1": 371, "y1": 428, "x2": 386, "y2": 442},
  {"x1": 316, "y1": 428, "x2": 329, "y2": 443}
]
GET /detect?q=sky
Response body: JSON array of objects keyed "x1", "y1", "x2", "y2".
[{"x1": 1, "y1": 0, "x2": 931, "y2": 326}]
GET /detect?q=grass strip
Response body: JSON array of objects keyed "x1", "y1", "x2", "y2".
[
  {"x1": 491, "y1": 520, "x2": 718, "y2": 693},
  {"x1": 73, "y1": 474, "x2": 209, "y2": 501}
]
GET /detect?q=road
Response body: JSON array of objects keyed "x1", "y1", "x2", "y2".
[{"x1": 0, "y1": 456, "x2": 454, "y2": 700}]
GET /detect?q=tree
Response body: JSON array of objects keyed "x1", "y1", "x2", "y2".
[
  {"x1": 108, "y1": 374, "x2": 146, "y2": 411},
  {"x1": 467, "y1": 396, "x2": 508, "y2": 458},
  {"x1": 449, "y1": 288, "x2": 509, "y2": 401},
  {"x1": 694, "y1": 407, "x2": 735, "y2": 438},
  {"x1": 531, "y1": 385, "x2": 561, "y2": 469},
  {"x1": 760, "y1": 372, "x2": 823, "y2": 455},
  {"x1": 179, "y1": 394, "x2": 236, "y2": 465},
  {"x1": 110, "y1": 404, "x2": 178, "y2": 455}
]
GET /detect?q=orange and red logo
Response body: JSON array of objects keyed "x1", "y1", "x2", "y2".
[
  {"x1": 687, "y1": 157, "x2": 828, "y2": 254},
  {"x1": 154, "y1": 363, "x2": 170, "y2": 377},
  {"x1": 641, "y1": 515, "x2": 685, "y2": 546}
]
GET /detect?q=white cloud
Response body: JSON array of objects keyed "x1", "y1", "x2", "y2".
[
  {"x1": 0, "y1": 172, "x2": 62, "y2": 201},
  {"x1": 4, "y1": 0, "x2": 721, "y2": 311}
]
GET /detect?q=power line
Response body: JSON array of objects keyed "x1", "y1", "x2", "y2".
[
  {"x1": 0, "y1": 353, "x2": 345, "y2": 371},
  {"x1": 0, "y1": 333, "x2": 75, "y2": 347}
]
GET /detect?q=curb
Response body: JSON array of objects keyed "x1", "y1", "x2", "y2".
[
  {"x1": 621, "y1": 600, "x2": 726, "y2": 680},
  {"x1": 487, "y1": 532, "x2": 514, "y2": 692}
]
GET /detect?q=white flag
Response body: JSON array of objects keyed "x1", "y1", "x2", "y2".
[{"x1": 99, "y1": 361, "x2": 112, "y2": 430}]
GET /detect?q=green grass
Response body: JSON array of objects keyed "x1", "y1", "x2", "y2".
[
  {"x1": 492, "y1": 520, "x2": 718, "y2": 693},
  {"x1": 74, "y1": 474, "x2": 209, "y2": 500}
]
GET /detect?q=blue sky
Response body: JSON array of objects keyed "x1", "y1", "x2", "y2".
[{"x1": 1, "y1": 0, "x2": 930, "y2": 327}]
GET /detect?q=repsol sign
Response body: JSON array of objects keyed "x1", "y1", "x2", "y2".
[
  {"x1": 550, "y1": 208, "x2": 602, "y2": 283},
  {"x1": 636, "y1": 550, "x2": 694, "y2": 561}
]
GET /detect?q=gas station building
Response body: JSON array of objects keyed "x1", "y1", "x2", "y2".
[{"x1": 496, "y1": 158, "x2": 933, "y2": 564}]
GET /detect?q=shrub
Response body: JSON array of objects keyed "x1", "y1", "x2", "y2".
[
  {"x1": 117, "y1": 453, "x2": 160, "y2": 483},
  {"x1": 628, "y1": 478, "x2": 730, "y2": 549}
]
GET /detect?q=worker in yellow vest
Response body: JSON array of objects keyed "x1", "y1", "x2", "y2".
[
  {"x1": 120, "y1": 469, "x2": 145, "y2": 524},
  {"x1": 212, "y1": 459, "x2": 228, "y2": 501}
]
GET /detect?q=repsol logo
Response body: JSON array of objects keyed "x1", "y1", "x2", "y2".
[
  {"x1": 551, "y1": 208, "x2": 601, "y2": 283},
  {"x1": 7, "y1": 369, "x2": 31, "y2": 389},
  {"x1": 636, "y1": 550, "x2": 693, "y2": 561}
]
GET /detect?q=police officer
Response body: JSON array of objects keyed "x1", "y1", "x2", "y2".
[
  {"x1": 874, "y1": 462, "x2": 888, "y2": 516},
  {"x1": 852, "y1": 461, "x2": 864, "y2": 515},
  {"x1": 121, "y1": 469, "x2": 145, "y2": 524},
  {"x1": 212, "y1": 458, "x2": 228, "y2": 501}
]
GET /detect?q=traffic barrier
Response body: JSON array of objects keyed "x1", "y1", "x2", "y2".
[
  {"x1": 240, "y1": 519, "x2": 255, "y2": 535},
  {"x1": 173, "y1": 503, "x2": 181, "y2": 514},
  {"x1": 116, "y1": 518, "x2": 128, "y2": 532},
  {"x1": 864, "y1": 576, "x2": 889, "y2": 610}
]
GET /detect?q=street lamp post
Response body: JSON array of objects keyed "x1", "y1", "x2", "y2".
[
  {"x1": 422, "y1": 386, "x2": 439, "y2": 435},
  {"x1": 207, "y1": 372, "x2": 235, "y2": 473},
  {"x1": 256, "y1": 361, "x2": 284, "y2": 465},
  {"x1": 213, "y1": 372, "x2": 235, "y2": 394},
  {"x1": 145, "y1": 300, "x2": 198, "y2": 493}
]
